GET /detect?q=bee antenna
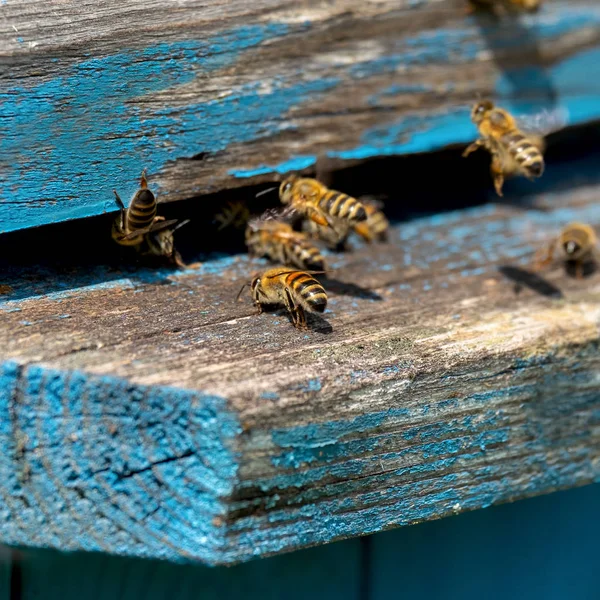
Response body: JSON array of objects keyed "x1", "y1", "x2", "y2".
[
  {"x1": 236, "y1": 281, "x2": 252, "y2": 302},
  {"x1": 173, "y1": 219, "x2": 191, "y2": 232},
  {"x1": 255, "y1": 186, "x2": 278, "y2": 198}
]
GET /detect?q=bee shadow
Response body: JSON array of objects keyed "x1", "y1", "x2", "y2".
[
  {"x1": 471, "y1": 7, "x2": 558, "y2": 112},
  {"x1": 322, "y1": 276, "x2": 383, "y2": 301},
  {"x1": 498, "y1": 265, "x2": 563, "y2": 298},
  {"x1": 258, "y1": 305, "x2": 334, "y2": 334}
]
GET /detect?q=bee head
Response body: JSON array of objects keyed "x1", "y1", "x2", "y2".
[
  {"x1": 150, "y1": 228, "x2": 175, "y2": 258},
  {"x1": 279, "y1": 177, "x2": 297, "y2": 204},
  {"x1": 471, "y1": 100, "x2": 494, "y2": 124},
  {"x1": 563, "y1": 240, "x2": 581, "y2": 257}
]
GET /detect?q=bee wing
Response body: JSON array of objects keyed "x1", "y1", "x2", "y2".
[
  {"x1": 268, "y1": 269, "x2": 326, "y2": 279},
  {"x1": 121, "y1": 219, "x2": 180, "y2": 240},
  {"x1": 357, "y1": 195, "x2": 386, "y2": 210},
  {"x1": 248, "y1": 206, "x2": 297, "y2": 230},
  {"x1": 514, "y1": 107, "x2": 569, "y2": 142}
]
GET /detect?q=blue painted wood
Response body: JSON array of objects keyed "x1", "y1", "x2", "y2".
[
  {"x1": 2, "y1": 483, "x2": 599, "y2": 600},
  {"x1": 1, "y1": 1, "x2": 600, "y2": 232},
  {"x1": 0, "y1": 146, "x2": 599, "y2": 566},
  {"x1": 369, "y1": 483, "x2": 600, "y2": 600}
]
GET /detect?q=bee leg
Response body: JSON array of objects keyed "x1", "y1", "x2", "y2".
[
  {"x1": 172, "y1": 250, "x2": 186, "y2": 269},
  {"x1": 463, "y1": 139, "x2": 484, "y2": 158},
  {"x1": 533, "y1": 240, "x2": 556, "y2": 272},
  {"x1": 307, "y1": 207, "x2": 330, "y2": 228},
  {"x1": 490, "y1": 154, "x2": 505, "y2": 197},
  {"x1": 575, "y1": 260, "x2": 585, "y2": 280},
  {"x1": 283, "y1": 288, "x2": 304, "y2": 329},
  {"x1": 295, "y1": 306, "x2": 307, "y2": 330},
  {"x1": 113, "y1": 191, "x2": 127, "y2": 230}
]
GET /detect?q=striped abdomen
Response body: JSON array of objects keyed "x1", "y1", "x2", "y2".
[
  {"x1": 354, "y1": 207, "x2": 389, "y2": 242},
  {"x1": 502, "y1": 131, "x2": 544, "y2": 178},
  {"x1": 286, "y1": 237, "x2": 325, "y2": 270},
  {"x1": 318, "y1": 189, "x2": 367, "y2": 223},
  {"x1": 285, "y1": 271, "x2": 327, "y2": 313},
  {"x1": 126, "y1": 189, "x2": 157, "y2": 232}
]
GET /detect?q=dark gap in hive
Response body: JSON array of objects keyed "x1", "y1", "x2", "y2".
[{"x1": 0, "y1": 119, "x2": 599, "y2": 281}]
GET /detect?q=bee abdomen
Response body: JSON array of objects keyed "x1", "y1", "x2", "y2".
[
  {"x1": 291, "y1": 240, "x2": 325, "y2": 270},
  {"x1": 127, "y1": 190, "x2": 157, "y2": 231},
  {"x1": 320, "y1": 191, "x2": 367, "y2": 222},
  {"x1": 503, "y1": 132, "x2": 544, "y2": 178},
  {"x1": 287, "y1": 272, "x2": 327, "y2": 313}
]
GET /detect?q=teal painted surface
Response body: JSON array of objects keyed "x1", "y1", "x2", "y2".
[
  {"x1": 2, "y1": 4, "x2": 600, "y2": 232},
  {"x1": 0, "y1": 363, "x2": 242, "y2": 564},
  {"x1": 1, "y1": 483, "x2": 599, "y2": 599},
  {"x1": 369, "y1": 483, "x2": 600, "y2": 600},
  {"x1": 1, "y1": 537, "x2": 362, "y2": 600}
]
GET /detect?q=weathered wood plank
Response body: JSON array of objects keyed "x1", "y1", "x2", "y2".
[
  {"x1": 0, "y1": 148, "x2": 599, "y2": 564},
  {"x1": 2, "y1": 0, "x2": 600, "y2": 232}
]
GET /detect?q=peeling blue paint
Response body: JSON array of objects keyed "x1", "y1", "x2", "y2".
[
  {"x1": 228, "y1": 155, "x2": 317, "y2": 178},
  {"x1": 0, "y1": 361, "x2": 241, "y2": 563},
  {"x1": 4, "y1": 7, "x2": 600, "y2": 231}
]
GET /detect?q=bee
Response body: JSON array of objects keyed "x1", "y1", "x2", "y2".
[
  {"x1": 469, "y1": 0, "x2": 541, "y2": 13},
  {"x1": 238, "y1": 267, "x2": 327, "y2": 329},
  {"x1": 534, "y1": 223, "x2": 599, "y2": 279},
  {"x1": 246, "y1": 219, "x2": 326, "y2": 271},
  {"x1": 112, "y1": 171, "x2": 188, "y2": 267},
  {"x1": 279, "y1": 176, "x2": 367, "y2": 233},
  {"x1": 214, "y1": 200, "x2": 250, "y2": 231},
  {"x1": 463, "y1": 101, "x2": 545, "y2": 196},
  {"x1": 305, "y1": 199, "x2": 389, "y2": 248},
  {"x1": 352, "y1": 200, "x2": 390, "y2": 243}
]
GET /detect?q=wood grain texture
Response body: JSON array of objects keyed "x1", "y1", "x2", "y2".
[
  {"x1": 2, "y1": 0, "x2": 600, "y2": 232},
  {"x1": 2, "y1": 483, "x2": 600, "y2": 599},
  {"x1": 0, "y1": 152, "x2": 599, "y2": 564}
]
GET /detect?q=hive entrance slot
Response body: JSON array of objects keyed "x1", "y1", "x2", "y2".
[{"x1": 1, "y1": 120, "x2": 599, "y2": 279}]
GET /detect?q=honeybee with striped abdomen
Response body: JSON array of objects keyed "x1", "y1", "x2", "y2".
[
  {"x1": 112, "y1": 170, "x2": 188, "y2": 267},
  {"x1": 246, "y1": 219, "x2": 326, "y2": 271},
  {"x1": 463, "y1": 101, "x2": 545, "y2": 196},
  {"x1": 534, "y1": 223, "x2": 599, "y2": 279},
  {"x1": 279, "y1": 176, "x2": 367, "y2": 233},
  {"x1": 238, "y1": 267, "x2": 327, "y2": 329}
]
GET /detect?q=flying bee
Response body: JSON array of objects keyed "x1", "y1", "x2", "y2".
[
  {"x1": 112, "y1": 170, "x2": 189, "y2": 267},
  {"x1": 534, "y1": 223, "x2": 599, "y2": 279},
  {"x1": 246, "y1": 219, "x2": 326, "y2": 271},
  {"x1": 237, "y1": 267, "x2": 327, "y2": 329},
  {"x1": 278, "y1": 176, "x2": 367, "y2": 233},
  {"x1": 463, "y1": 100, "x2": 545, "y2": 196}
]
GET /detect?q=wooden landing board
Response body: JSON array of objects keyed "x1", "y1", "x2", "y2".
[
  {"x1": 2, "y1": 0, "x2": 600, "y2": 232},
  {"x1": 0, "y1": 171, "x2": 599, "y2": 565}
]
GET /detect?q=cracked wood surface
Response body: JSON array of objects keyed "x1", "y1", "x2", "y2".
[
  {"x1": 0, "y1": 163, "x2": 599, "y2": 564},
  {"x1": 2, "y1": 0, "x2": 600, "y2": 232}
]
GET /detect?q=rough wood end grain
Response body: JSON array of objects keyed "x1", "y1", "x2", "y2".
[{"x1": 0, "y1": 162, "x2": 599, "y2": 564}]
